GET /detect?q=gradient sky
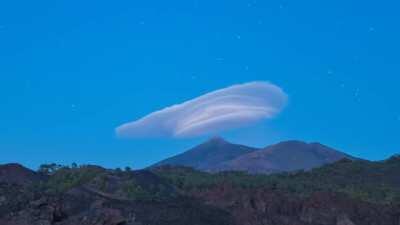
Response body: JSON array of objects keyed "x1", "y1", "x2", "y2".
[{"x1": 1, "y1": 0, "x2": 400, "y2": 169}]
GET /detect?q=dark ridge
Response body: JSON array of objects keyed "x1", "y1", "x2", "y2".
[
  {"x1": 0, "y1": 156, "x2": 399, "y2": 225},
  {"x1": 0, "y1": 163, "x2": 45, "y2": 185}
]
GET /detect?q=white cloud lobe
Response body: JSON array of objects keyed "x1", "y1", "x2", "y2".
[{"x1": 116, "y1": 81, "x2": 287, "y2": 138}]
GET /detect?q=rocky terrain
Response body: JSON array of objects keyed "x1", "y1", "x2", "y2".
[
  {"x1": 0, "y1": 152, "x2": 399, "y2": 225},
  {"x1": 0, "y1": 164, "x2": 232, "y2": 225}
]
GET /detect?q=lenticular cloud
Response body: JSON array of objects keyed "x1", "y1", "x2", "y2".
[{"x1": 116, "y1": 81, "x2": 288, "y2": 138}]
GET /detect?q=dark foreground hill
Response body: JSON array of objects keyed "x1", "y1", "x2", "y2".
[
  {"x1": 0, "y1": 163, "x2": 45, "y2": 186},
  {"x1": 0, "y1": 156, "x2": 400, "y2": 225},
  {"x1": 153, "y1": 139, "x2": 356, "y2": 173}
]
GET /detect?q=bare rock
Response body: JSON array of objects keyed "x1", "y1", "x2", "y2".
[{"x1": 337, "y1": 214, "x2": 355, "y2": 225}]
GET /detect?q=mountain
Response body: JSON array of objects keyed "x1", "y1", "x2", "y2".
[
  {"x1": 216, "y1": 140, "x2": 356, "y2": 173},
  {"x1": 152, "y1": 156, "x2": 400, "y2": 225},
  {"x1": 152, "y1": 136, "x2": 258, "y2": 171},
  {"x1": 153, "y1": 139, "x2": 356, "y2": 174},
  {"x1": 0, "y1": 164, "x2": 232, "y2": 225},
  {"x1": 0, "y1": 163, "x2": 45, "y2": 186},
  {"x1": 1, "y1": 157, "x2": 400, "y2": 225}
]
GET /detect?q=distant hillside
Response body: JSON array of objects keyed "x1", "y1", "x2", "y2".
[
  {"x1": 215, "y1": 140, "x2": 357, "y2": 173},
  {"x1": 153, "y1": 139, "x2": 356, "y2": 173},
  {"x1": 152, "y1": 137, "x2": 257, "y2": 171}
]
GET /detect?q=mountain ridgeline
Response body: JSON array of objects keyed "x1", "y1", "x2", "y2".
[
  {"x1": 0, "y1": 139, "x2": 399, "y2": 225},
  {"x1": 152, "y1": 138, "x2": 356, "y2": 173},
  {"x1": 0, "y1": 155, "x2": 400, "y2": 225},
  {"x1": 152, "y1": 137, "x2": 258, "y2": 171}
]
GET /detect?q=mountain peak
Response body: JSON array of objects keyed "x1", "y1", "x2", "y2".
[
  {"x1": 206, "y1": 136, "x2": 228, "y2": 144},
  {"x1": 386, "y1": 154, "x2": 400, "y2": 163},
  {"x1": 152, "y1": 137, "x2": 257, "y2": 171},
  {"x1": 210, "y1": 140, "x2": 356, "y2": 174}
]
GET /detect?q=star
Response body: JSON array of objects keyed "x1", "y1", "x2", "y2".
[
  {"x1": 71, "y1": 104, "x2": 77, "y2": 112},
  {"x1": 247, "y1": 0, "x2": 257, "y2": 7},
  {"x1": 354, "y1": 88, "x2": 360, "y2": 97},
  {"x1": 354, "y1": 88, "x2": 361, "y2": 102}
]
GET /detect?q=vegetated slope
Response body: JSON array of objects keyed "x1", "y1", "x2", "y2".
[
  {"x1": 153, "y1": 156, "x2": 400, "y2": 225},
  {"x1": 154, "y1": 155, "x2": 400, "y2": 203},
  {"x1": 0, "y1": 164, "x2": 232, "y2": 225},
  {"x1": 0, "y1": 155, "x2": 399, "y2": 225}
]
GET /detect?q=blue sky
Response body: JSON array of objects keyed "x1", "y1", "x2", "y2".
[{"x1": 1, "y1": 0, "x2": 399, "y2": 169}]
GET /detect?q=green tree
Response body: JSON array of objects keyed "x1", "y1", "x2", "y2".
[
  {"x1": 38, "y1": 163, "x2": 62, "y2": 175},
  {"x1": 71, "y1": 162, "x2": 78, "y2": 169}
]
